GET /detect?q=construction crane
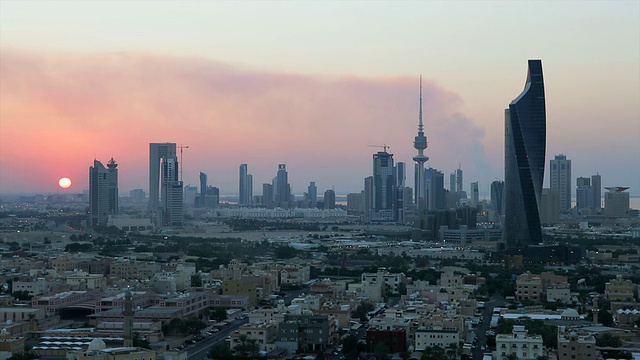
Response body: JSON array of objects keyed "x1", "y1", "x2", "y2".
[
  {"x1": 179, "y1": 144, "x2": 189, "y2": 182},
  {"x1": 367, "y1": 144, "x2": 391, "y2": 152}
]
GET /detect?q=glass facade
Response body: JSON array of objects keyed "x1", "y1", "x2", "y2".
[{"x1": 503, "y1": 60, "x2": 546, "y2": 250}]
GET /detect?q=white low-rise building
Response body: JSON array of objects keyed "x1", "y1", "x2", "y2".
[
  {"x1": 414, "y1": 326, "x2": 459, "y2": 351},
  {"x1": 495, "y1": 325, "x2": 543, "y2": 360}
]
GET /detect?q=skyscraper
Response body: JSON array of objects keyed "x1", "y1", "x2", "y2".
[
  {"x1": 324, "y1": 189, "x2": 336, "y2": 209},
  {"x1": 275, "y1": 164, "x2": 290, "y2": 208},
  {"x1": 539, "y1": 188, "x2": 560, "y2": 224},
  {"x1": 106, "y1": 158, "x2": 118, "y2": 214},
  {"x1": 263, "y1": 183, "x2": 274, "y2": 209},
  {"x1": 490, "y1": 180, "x2": 505, "y2": 215},
  {"x1": 550, "y1": 154, "x2": 571, "y2": 212},
  {"x1": 426, "y1": 167, "x2": 445, "y2": 211},
  {"x1": 470, "y1": 181, "x2": 479, "y2": 206},
  {"x1": 576, "y1": 177, "x2": 594, "y2": 209},
  {"x1": 149, "y1": 143, "x2": 177, "y2": 212},
  {"x1": 161, "y1": 156, "x2": 183, "y2": 226},
  {"x1": 413, "y1": 75, "x2": 429, "y2": 230},
  {"x1": 592, "y1": 174, "x2": 602, "y2": 209},
  {"x1": 89, "y1": 159, "x2": 115, "y2": 227},
  {"x1": 373, "y1": 150, "x2": 395, "y2": 220},
  {"x1": 239, "y1": 164, "x2": 253, "y2": 206},
  {"x1": 503, "y1": 59, "x2": 546, "y2": 250},
  {"x1": 198, "y1": 172, "x2": 207, "y2": 208},
  {"x1": 308, "y1": 182, "x2": 317, "y2": 208},
  {"x1": 455, "y1": 167, "x2": 463, "y2": 194}
]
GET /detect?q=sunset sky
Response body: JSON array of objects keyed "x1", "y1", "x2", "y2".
[{"x1": 1, "y1": 1, "x2": 638, "y2": 198}]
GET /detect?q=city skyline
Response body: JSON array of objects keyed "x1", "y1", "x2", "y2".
[{"x1": 1, "y1": 1, "x2": 638, "y2": 197}]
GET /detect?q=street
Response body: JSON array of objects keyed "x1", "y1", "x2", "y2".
[{"x1": 472, "y1": 294, "x2": 505, "y2": 360}]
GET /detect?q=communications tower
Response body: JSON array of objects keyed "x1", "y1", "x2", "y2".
[{"x1": 413, "y1": 76, "x2": 429, "y2": 229}]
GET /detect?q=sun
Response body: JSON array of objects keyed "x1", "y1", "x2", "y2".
[{"x1": 58, "y1": 177, "x2": 72, "y2": 189}]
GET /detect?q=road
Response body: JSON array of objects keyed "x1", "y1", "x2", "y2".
[
  {"x1": 186, "y1": 318, "x2": 248, "y2": 360},
  {"x1": 472, "y1": 294, "x2": 505, "y2": 360}
]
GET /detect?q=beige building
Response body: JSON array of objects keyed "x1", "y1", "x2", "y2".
[
  {"x1": 223, "y1": 279, "x2": 258, "y2": 306},
  {"x1": 66, "y1": 272, "x2": 107, "y2": 290},
  {"x1": 228, "y1": 321, "x2": 279, "y2": 352},
  {"x1": 414, "y1": 326, "x2": 458, "y2": 351},
  {"x1": 605, "y1": 275, "x2": 636, "y2": 302},
  {"x1": 557, "y1": 328, "x2": 596, "y2": 360},
  {"x1": 516, "y1": 273, "x2": 542, "y2": 302}
]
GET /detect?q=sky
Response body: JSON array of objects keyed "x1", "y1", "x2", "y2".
[{"x1": 0, "y1": 1, "x2": 639, "y2": 198}]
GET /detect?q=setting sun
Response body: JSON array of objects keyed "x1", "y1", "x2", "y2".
[{"x1": 58, "y1": 177, "x2": 72, "y2": 189}]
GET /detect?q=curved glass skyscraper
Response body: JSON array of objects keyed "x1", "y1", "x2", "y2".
[{"x1": 503, "y1": 60, "x2": 546, "y2": 250}]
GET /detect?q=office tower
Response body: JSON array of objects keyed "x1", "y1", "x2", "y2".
[
  {"x1": 604, "y1": 187, "x2": 630, "y2": 218},
  {"x1": 346, "y1": 193, "x2": 363, "y2": 212},
  {"x1": 204, "y1": 186, "x2": 220, "y2": 208},
  {"x1": 239, "y1": 164, "x2": 253, "y2": 206},
  {"x1": 449, "y1": 172, "x2": 456, "y2": 193},
  {"x1": 364, "y1": 176, "x2": 374, "y2": 216},
  {"x1": 161, "y1": 156, "x2": 183, "y2": 226},
  {"x1": 550, "y1": 154, "x2": 572, "y2": 212},
  {"x1": 199, "y1": 172, "x2": 207, "y2": 208},
  {"x1": 503, "y1": 59, "x2": 546, "y2": 250},
  {"x1": 308, "y1": 182, "x2": 318, "y2": 208},
  {"x1": 576, "y1": 177, "x2": 594, "y2": 209},
  {"x1": 539, "y1": 188, "x2": 560, "y2": 224},
  {"x1": 413, "y1": 76, "x2": 429, "y2": 213},
  {"x1": 324, "y1": 189, "x2": 336, "y2": 209},
  {"x1": 149, "y1": 143, "x2": 177, "y2": 212},
  {"x1": 89, "y1": 160, "x2": 110, "y2": 226},
  {"x1": 275, "y1": 164, "x2": 290, "y2": 208},
  {"x1": 490, "y1": 180, "x2": 505, "y2": 215},
  {"x1": 455, "y1": 167, "x2": 463, "y2": 193},
  {"x1": 106, "y1": 158, "x2": 118, "y2": 214},
  {"x1": 184, "y1": 185, "x2": 197, "y2": 206},
  {"x1": 373, "y1": 150, "x2": 395, "y2": 217},
  {"x1": 470, "y1": 181, "x2": 479, "y2": 206},
  {"x1": 426, "y1": 167, "x2": 445, "y2": 211},
  {"x1": 592, "y1": 174, "x2": 601, "y2": 209},
  {"x1": 395, "y1": 162, "x2": 406, "y2": 188},
  {"x1": 263, "y1": 183, "x2": 274, "y2": 209}
]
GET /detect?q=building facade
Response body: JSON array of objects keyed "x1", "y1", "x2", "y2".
[
  {"x1": 89, "y1": 159, "x2": 118, "y2": 227},
  {"x1": 550, "y1": 154, "x2": 571, "y2": 212},
  {"x1": 503, "y1": 59, "x2": 546, "y2": 250},
  {"x1": 149, "y1": 142, "x2": 177, "y2": 212}
]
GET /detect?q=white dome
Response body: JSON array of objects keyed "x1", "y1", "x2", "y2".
[
  {"x1": 561, "y1": 308, "x2": 580, "y2": 320},
  {"x1": 87, "y1": 338, "x2": 106, "y2": 351}
]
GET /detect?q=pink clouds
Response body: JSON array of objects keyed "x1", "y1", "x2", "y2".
[{"x1": 0, "y1": 48, "x2": 491, "y2": 194}]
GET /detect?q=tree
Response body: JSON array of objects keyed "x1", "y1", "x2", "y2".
[
  {"x1": 503, "y1": 354, "x2": 519, "y2": 360},
  {"x1": 445, "y1": 343, "x2": 458, "y2": 360},
  {"x1": 11, "y1": 290, "x2": 32, "y2": 301},
  {"x1": 351, "y1": 301, "x2": 375, "y2": 322},
  {"x1": 8, "y1": 351, "x2": 40, "y2": 360},
  {"x1": 374, "y1": 342, "x2": 389, "y2": 360},
  {"x1": 595, "y1": 333, "x2": 622, "y2": 347},
  {"x1": 598, "y1": 308, "x2": 614, "y2": 327},
  {"x1": 133, "y1": 332, "x2": 151, "y2": 349},
  {"x1": 210, "y1": 307, "x2": 228, "y2": 322},
  {"x1": 207, "y1": 343, "x2": 233, "y2": 359}
]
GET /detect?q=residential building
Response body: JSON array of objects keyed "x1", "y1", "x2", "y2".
[
  {"x1": 604, "y1": 187, "x2": 630, "y2": 218},
  {"x1": 414, "y1": 326, "x2": 458, "y2": 351},
  {"x1": 550, "y1": 154, "x2": 571, "y2": 212},
  {"x1": 557, "y1": 328, "x2": 596, "y2": 360},
  {"x1": 496, "y1": 325, "x2": 543, "y2": 360},
  {"x1": 89, "y1": 159, "x2": 118, "y2": 227},
  {"x1": 516, "y1": 273, "x2": 542, "y2": 302},
  {"x1": 277, "y1": 314, "x2": 330, "y2": 353},
  {"x1": 605, "y1": 275, "x2": 636, "y2": 302}
]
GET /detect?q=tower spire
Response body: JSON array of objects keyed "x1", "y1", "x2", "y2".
[{"x1": 419, "y1": 75, "x2": 423, "y2": 133}]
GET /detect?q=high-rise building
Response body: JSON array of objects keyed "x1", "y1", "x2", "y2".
[
  {"x1": 539, "y1": 188, "x2": 560, "y2": 225},
  {"x1": 455, "y1": 167, "x2": 463, "y2": 194},
  {"x1": 395, "y1": 162, "x2": 406, "y2": 188},
  {"x1": 198, "y1": 172, "x2": 207, "y2": 208},
  {"x1": 324, "y1": 189, "x2": 336, "y2": 209},
  {"x1": 239, "y1": 164, "x2": 253, "y2": 206},
  {"x1": 576, "y1": 177, "x2": 594, "y2": 210},
  {"x1": 89, "y1": 159, "x2": 118, "y2": 227},
  {"x1": 263, "y1": 183, "x2": 274, "y2": 209},
  {"x1": 129, "y1": 189, "x2": 145, "y2": 202},
  {"x1": 449, "y1": 172, "x2": 456, "y2": 193},
  {"x1": 413, "y1": 76, "x2": 429, "y2": 217},
  {"x1": 161, "y1": 156, "x2": 183, "y2": 226},
  {"x1": 106, "y1": 158, "x2": 118, "y2": 214},
  {"x1": 605, "y1": 187, "x2": 630, "y2": 218},
  {"x1": 149, "y1": 143, "x2": 177, "y2": 212},
  {"x1": 275, "y1": 164, "x2": 290, "y2": 208},
  {"x1": 592, "y1": 174, "x2": 602, "y2": 209},
  {"x1": 426, "y1": 167, "x2": 445, "y2": 211},
  {"x1": 503, "y1": 60, "x2": 546, "y2": 250},
  {"x1": 364, "y1": 176, "x2": 374, "y2": 216},
  {"x1": 491, "y1": 180, "x2": 505, "y2": 215},
  {"x1": 373, "y1": 151, "x2": 395, "y2": 220},
  {"x1": 550, "y1": 154, "x2": 571, "y2": 212},
  {"x1": 184, "y1": 185, "x2": 197, "y2": 206},
  {"x1": 308, "y1": 182, "x2": 317, "y2": 208},
  {"x1": 470, "y1": 181, "x2": 479, "y2": 206}
]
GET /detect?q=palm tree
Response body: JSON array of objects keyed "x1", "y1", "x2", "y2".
[
  {"x1": 503, "y1": 354, "x2": 519, "y2": 360},
  {"x1": 445, "y1": 343, "x2": 458, "y2": 360}
]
